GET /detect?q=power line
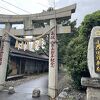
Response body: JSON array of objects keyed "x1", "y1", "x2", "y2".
[
  {"x1": 0, "y1": 5, "x2": 18, "y2": 14},
  {"x1": 35, "y1": 2, "x2": 49, "y2": 8},
  {"x1": 1, "y1": 0, "x2": 31, "y2": 14}
]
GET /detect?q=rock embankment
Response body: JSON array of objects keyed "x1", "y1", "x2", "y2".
[{"x1": 58, "y1": 72, "x2": 86, "y2": 100}]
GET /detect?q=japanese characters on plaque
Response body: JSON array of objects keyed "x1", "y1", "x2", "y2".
[
  {"x1": 94, "y1": 37, "x2": 100, "y2": 73},
  {"x1": 50, "y1": 28, "x2": 56, "y2": 68}
]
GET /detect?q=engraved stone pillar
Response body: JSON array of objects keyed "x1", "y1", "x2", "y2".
[
  {"x1": 0, "y1": 23, "x2": 11, "y2": 90},
  {"x1": 48, "y1": 19, "x2": 58, "y2": 98}
]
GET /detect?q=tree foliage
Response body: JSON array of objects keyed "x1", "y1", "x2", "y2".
[
  {"x1": 64, "y1": 10, "x2": 100, "y2": 89},
  {"x1": 58, "y1": 20, "x2": 78, "y2": 63},
  {"x1": 79, "y1": 10, "x2": 100, "y2": 40}
]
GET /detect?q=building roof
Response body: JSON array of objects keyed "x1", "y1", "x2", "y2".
[{"x1": 9, "y1": 48, "x2": 48, "y2": 61}]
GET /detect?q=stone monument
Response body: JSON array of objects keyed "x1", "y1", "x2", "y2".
[{"x1": 81, "y1": 26, "x2": 100, "y2": 100}]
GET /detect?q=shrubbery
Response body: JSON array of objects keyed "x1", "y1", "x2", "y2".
[
  {"x1": 59, "y1": 10, "x2": 100, "y2": 89},
  {"x1": 64, "y1": 36, "x2": 89, "y2": 89}
]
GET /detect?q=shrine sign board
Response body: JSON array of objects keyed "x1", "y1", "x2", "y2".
[{"x1": 94, "y1": 37, "x2": 100, "y2": 73}]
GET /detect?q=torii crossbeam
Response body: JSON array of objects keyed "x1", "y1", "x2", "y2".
[{"x1": 0, "y1": 4, "x2": 76, "y2": 99}]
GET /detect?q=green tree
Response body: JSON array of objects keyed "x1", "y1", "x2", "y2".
[
  {"x1": 58, "y1": 20, "x2": 77, "y2": 63},
  {"x1": 79, "y1": 10, "x2": 100, "y2": 40},
  {"x1": 64, "y1": 10, "x2": 100, "y2": 89}
]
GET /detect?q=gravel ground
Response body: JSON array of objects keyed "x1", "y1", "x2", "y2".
[{"x1": 58, "y1": 71, "x2": 86, "y2": 100}]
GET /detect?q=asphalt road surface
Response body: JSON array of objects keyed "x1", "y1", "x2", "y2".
[{"x1": 0, "y1": 75, "x2": 49, "y2": 100}]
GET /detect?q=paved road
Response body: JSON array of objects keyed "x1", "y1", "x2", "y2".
[
  {"x1": 0, "y1": 75, "x2": 49, "y2": 100},
  {"x1": 15, "y1": 75, "x2": 48, "y2": 95}
]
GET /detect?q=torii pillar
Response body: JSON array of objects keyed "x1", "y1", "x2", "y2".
[
  {"x1": 48, "y1": 19, "x2": 58, "y2": 98},
  {"x1": 0, "y1": 23, "x2": 11, "y2": 90}
]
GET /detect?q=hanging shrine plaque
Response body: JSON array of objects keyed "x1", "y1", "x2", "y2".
[{"x1": 94, "y1": 37, "x2": 100, "y2": 73}]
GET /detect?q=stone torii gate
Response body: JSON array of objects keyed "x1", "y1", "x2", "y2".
[{"x1": 0, "y1": 4, "x2": 76, "y2": 98}]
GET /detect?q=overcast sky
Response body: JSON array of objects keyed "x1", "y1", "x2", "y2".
[
  {"x1": 0, "y1": 0, "x2": 100, "y2": 27},
  {"x1": 56, "y1": 0, "x2": 100, "y2": 26}
]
